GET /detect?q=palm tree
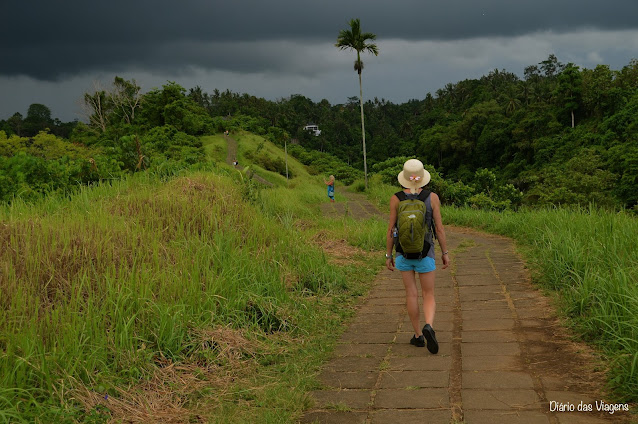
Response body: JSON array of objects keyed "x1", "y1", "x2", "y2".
[{"x1": 336, "y1": 18, "x2": 378, "y2": 190}]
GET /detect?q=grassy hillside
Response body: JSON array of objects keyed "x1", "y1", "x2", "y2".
[
  {"x1": 0, "y1": 142, "x2": 387, "y2": 422},
  {"x1": 200, "y1": 134, "x2": 227, "y2": 163}
]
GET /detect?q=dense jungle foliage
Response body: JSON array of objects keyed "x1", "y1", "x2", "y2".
[{"x1": 1, "y1": 55, "x2": 637, "y2": 209}]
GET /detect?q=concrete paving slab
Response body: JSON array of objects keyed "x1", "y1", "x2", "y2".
[
  {"x1": 462, "y1": 308, "x2": 513, "y2": 321},
  {"x1": 323, "y1": 357, "x2": 382, "y2": 372},
  {"x1": 374, "y1": 388, "x2": 449, "y2": 409},
  {"x1": 463, "y1": 371, "x2": 535, "y2": 389},
  {"x1": 378, "y1": 370, "x2": 449, "y2": 389},
  {"x1": 461, "y1": 341, "x2": 521, "y2": 356},
  {"x1": 458, "y1": 285, "x2": 504, "y2": 294},
  {"x1": 463, "y1": 410, "x2": 550, "y2": 423},
  {"x1": 460, "y1": 291, "x2": 506, "y2": 302},
  {"x1": 455, "y1": 276, "x2": 500, "y2": 286},
  {"x1": 387, "y1": 356, "x2": 452, "y2": 371},
  {"x1": 461, "y1": 299, "x2": 509, "y2": 310},
  {"x1": 370, "y1": 409, "x2": 451, "y2": 424},
  {"x1": 346, "y1": 322, "x2": 400, "y2": 333},
  {"x1": 350, "y1": 313, "x2": 400, "y2": 323},
  {"x1": 555, "y1": 413, "x2": 618, "y2": 423},
  {"x1": 463, "y1": 318, "x2": 516, "y2": 331},
  {"x1": 463, "y1": 355, "x2": 521, "y2": 371},
  {"x1": 348, "y1": 314, "x2": 403, "y2": 329},
  {"x1": 461, "y1": 330, "x2": 518, "y2": 343},
  {"x1": 339, "y1": 331, "x2": 396, "y2": 344},
  {"x1": 333, "y1": 343, "x2": 388, "y2": 357},
  {"x1": 309, "y1": 390, "x2": 372, "y2": 409},
  {"x1": 462, "y1": 389, "x2": 541, "y2": 410},
  {"x1": 356, "y1": 305, "x2": 404, "y2": 315},
  {"x1": 540, "y1": 376, "x2": 586, "y2": 392},
  {"x1": 318, "y1": 371, "x2": 378, "y2": 389}
]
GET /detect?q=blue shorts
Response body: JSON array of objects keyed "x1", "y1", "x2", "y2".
[{"x1": 395, "y1": 255, "x2": 436, "y2": 273}]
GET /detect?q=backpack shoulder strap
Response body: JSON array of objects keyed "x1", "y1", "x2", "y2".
[
  {"x1": 396, "y1": 190, "x2": 430, "y2": 202},
  {"x1": 395, "y1": 191, "x2": 407, "y2": 201},
  {"x1": 422, "y1": 190, "x2": 437, "y2": 240}
]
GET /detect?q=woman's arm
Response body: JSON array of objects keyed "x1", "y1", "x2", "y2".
[
  {"x1": 386, "y1": 195, "x2": 399, "y2": 270},
  {"x1": 430, "y1": 193, "x2": 450, "y2": 269}
]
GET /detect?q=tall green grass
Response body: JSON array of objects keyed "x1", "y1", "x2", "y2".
[
  {"x1": 443, "y1": 205, "x2": 638, "y2": 402},
  {"x1": 0, "y1": 168, "x2": 374, "y2": 422},
  {"x1": 200, "y1": 134, "x2": 228, "y2": 163}
]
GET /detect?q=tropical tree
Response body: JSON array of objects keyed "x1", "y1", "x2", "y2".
[
  {"x1": 555, "y1": 63, "x2": 582, "y2": 128},
  {"x1": 335, "y1": 18, "x2": 379, "y2": 189},
  {"x1": 23, "y1": 103, "x2": 54, "y2": 136}
]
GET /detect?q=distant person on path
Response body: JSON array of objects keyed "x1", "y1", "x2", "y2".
[
  {"x1": 385, "y1": 159, "x2": 449, "y2": 354},
  {"x1": 324, "y1": 175, "x2": 335, "y2": 202}
]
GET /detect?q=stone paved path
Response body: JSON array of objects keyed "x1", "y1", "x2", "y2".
[
  {"x1": 302, "y1": 192, "x2": 631, "y2": 424},
  {"x1": 319, "y1": 191, "x2": 384, "y2": 220}
]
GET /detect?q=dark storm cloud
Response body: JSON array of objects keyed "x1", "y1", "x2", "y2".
[{"x1": 2, "y1": 0, "x2": 638, "y2": 80}]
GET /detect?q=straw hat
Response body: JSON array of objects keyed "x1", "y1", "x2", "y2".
[{"x1": 397, "y1": 159, "x2": 431, "y2": 193}]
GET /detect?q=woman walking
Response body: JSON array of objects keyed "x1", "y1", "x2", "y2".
[
  {"x1": 385, "y1": 159, "x2": 449, "y2": 354},
  {"x1": 324, "y1": 175, "x2": 335, "y2": 203}
]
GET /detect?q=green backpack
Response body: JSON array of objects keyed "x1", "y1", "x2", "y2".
[{"x1": 395, "y1": 190, "x2": 432, "y2": 259}]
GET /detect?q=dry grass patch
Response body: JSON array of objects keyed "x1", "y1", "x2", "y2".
[
  {"x1": 311, "y1": 230, "x2": 369, "y2": 266},
  {"x1": 74, "y1": 326, "x2": 267, "y2": 423},
  {"x1": 0, "y1": 218, "x2": 148, "y2": 309},
  {"x1": 75, "y1": 364, "x2": 207, "y2": 424}
]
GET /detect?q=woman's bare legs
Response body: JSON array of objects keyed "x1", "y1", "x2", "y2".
[
  {"x1": 419, "y1": 270, "x2": 436, "y2": 326},
  {"x1": 400, "y1": 270, "x2": 421, "y2": 336},
  {"x1": 401, "y1": 269, "x2": 436, "y2": 336}
]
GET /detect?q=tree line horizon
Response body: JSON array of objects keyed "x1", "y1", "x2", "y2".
[{"x1": 1, "y1": 53, "x2": 638, "y2": 209}]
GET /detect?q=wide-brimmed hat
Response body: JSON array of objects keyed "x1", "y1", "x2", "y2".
[{"x1": 397, "y1": 159, "x2": 431, "y2": 193}]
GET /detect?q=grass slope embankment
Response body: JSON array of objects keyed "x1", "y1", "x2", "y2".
[
  {"x1": 0, "y1": 137, "x2": 387, "y2": 423},
  {"x1": 368, "y1": 179, "x2": 637, "y2": 404},
  {"x1": 200, "y1": 134, "x2": 228, "y2": 163}
]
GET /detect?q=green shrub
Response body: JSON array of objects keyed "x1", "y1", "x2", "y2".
[{"x1": 244, "y1": 149, "x2": 293, "y2": 178}]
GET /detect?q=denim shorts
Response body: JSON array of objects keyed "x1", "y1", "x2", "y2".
[{"x1": 395, "y1": 255, "x2": 436, "y2": 273}]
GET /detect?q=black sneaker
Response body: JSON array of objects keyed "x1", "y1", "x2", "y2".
[
  {"x1": 410, "y1": 335, "x2": 425, "y2": 347},
  {"x1": 422, "y1": 324, "x2": 439, "y2": 354}
]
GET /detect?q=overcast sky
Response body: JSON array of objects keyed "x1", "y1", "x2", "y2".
[{"x1": 2, "y1": 0, "x2": 638, "y2": 122}]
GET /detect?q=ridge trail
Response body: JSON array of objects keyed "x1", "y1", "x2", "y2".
[{"x1": 224, "y1": 134, "x2": 273, "y2": 186}]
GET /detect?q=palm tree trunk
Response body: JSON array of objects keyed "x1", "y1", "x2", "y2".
[{"x1": 359, "y1": 71, "x2": 368, "y2": 190}]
